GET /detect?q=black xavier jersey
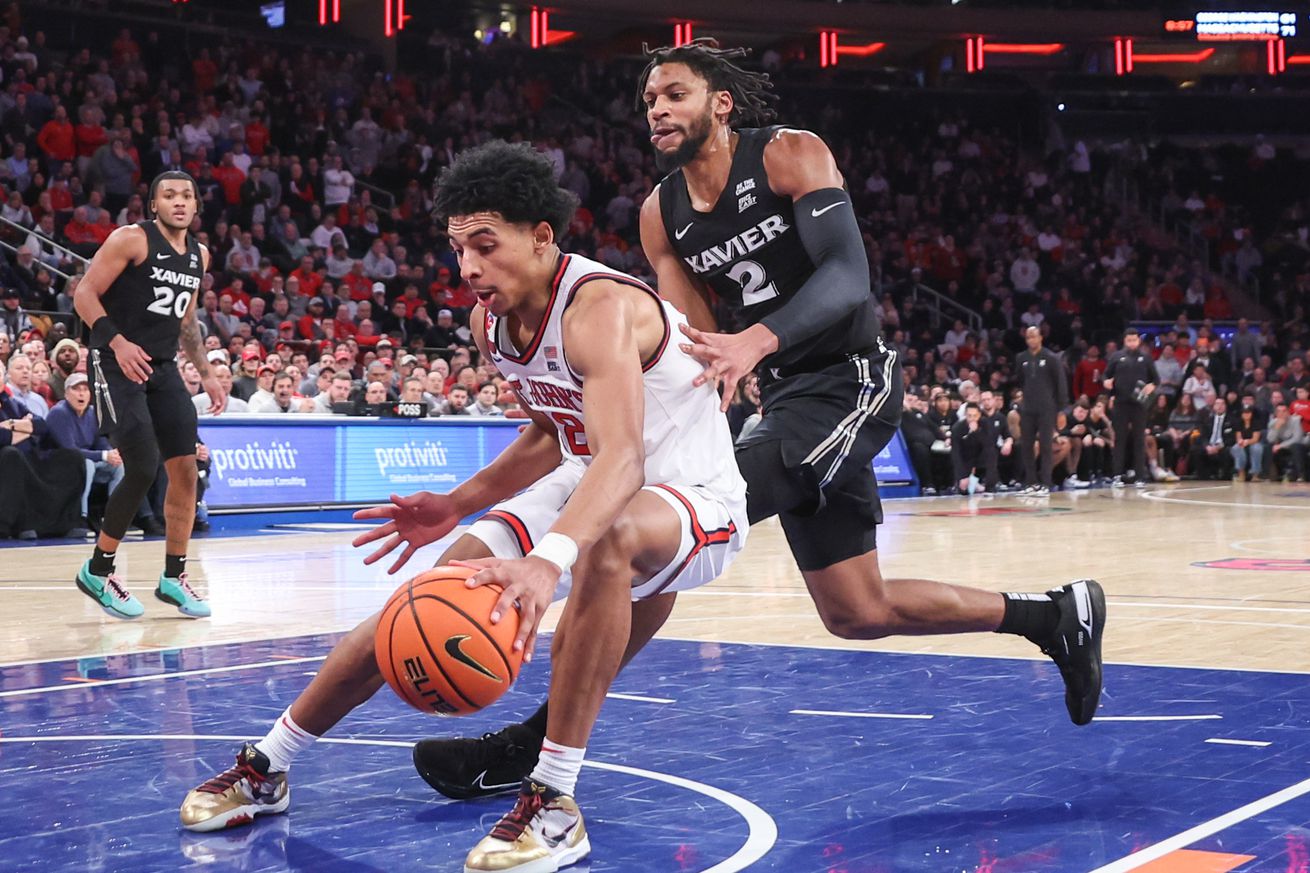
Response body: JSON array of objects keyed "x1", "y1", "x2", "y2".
[
  {"x1": 96, "y1": 221, "x2": 203, "y2": 361},
  {"x1": 658, "y1": 125, "x2": 881, "y2": 373}
]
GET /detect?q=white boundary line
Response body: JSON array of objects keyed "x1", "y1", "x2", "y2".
[
  {"x1": 0, "y1": 734, "x2": 776, "y2": 873},
  {"x1": 1142, "y1": 486, "x2": 1310, "y2": 510},
  {"x1": 1205, "y1": 738, "x2": 1270, "y2": 748},
  {"x1": 0, "y1": 655, "x2": 327, "y2": 698},
  {"x1": 790, "y1": 709, "x2": 932, "y2": 720},
  {"x1": 606, "y1": 692, "x2": 675, "y2": 704},
  {"x1": 1094, "y1": 715, "x2": 1221, "y2": 722},
  {"x1": 0, "y1": 627, "x2": 355, "y2": 668},
  {"x1": 1088, "y1": 775, "x2": 1310, "y2": 873}
]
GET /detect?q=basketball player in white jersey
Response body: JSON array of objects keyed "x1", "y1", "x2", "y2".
[{"x1": 179, "y1": 141, "x2": 746, "y2": 873}]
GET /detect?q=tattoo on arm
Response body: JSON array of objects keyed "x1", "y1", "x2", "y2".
[{"x1": 181, "y1": 310, "x2": 209, "y2": 377}]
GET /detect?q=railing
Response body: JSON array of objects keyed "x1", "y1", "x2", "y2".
[
  {"x1": 905, "y1": 282, "x2": 983, "y2": 334},
  {"x1": 353, "y1": 180, "x2": 397, "y2": 211},
  {"x1": 0, "y1": 216, "x2": 89, "y2": 283}
]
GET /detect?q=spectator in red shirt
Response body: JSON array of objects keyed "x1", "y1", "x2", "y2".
[
  {"x1": 245, "y1": 116, "x2": 270, "y2": 156},
  {"x1": 211, "y1": 152, "x2": 246, "y2": 210},
  {"x1": 1203, "y1": 288, "x2": 1234, "y2": 320},
  {"x1": 1291, "y1": 386, "x2": 1310, "y2": 432},
  {"x1": 73, "y1": 107, "x2": 108, "y2": 171},
  {"x1": 36, "y1": 106, "x2": 75, "y2": 169},
  {"x1": 192, "y1": 48, "x2": 218, "y2": 93},
  {"x1": 1073, "y1": 345, "x2": 1107, "y2": 402},
  {"x1": 289, "y1": 255, "x2": 324, "y2": 298},
  {"x1": 342, "y1": 261, "x2": 374, "y2": 301},
  {"x1": 61, "y1": 206, "x2": 99, "y2": 253}
]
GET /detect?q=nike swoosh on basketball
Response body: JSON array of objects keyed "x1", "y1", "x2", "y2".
[
  {"x1": 445, "y1": 634, "x2": 503, "y2": 681},
  {"x1": 811, "y1": 202, "x2": 843, "y2": 218},
  {"x1": 675, "y1": 222, "x2": 694, "y2": 240}
]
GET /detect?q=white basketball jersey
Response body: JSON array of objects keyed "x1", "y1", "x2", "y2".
[{"x1": 485, "y1": 253, "x2": 747, "y2": 528}]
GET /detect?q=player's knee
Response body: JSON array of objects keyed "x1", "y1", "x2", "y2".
[
  {"x1": 581, "y1": 514, "x2": 643, "y2": 583},
  {"x1": 812, "y1": 578, "x2": 897, "y2": 640}
]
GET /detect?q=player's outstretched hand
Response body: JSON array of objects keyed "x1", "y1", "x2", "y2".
[
  {"x1": 453, "y1": 556, "x2": 560, "y2": 662},
  {"x1": 352, "y1": 492, "x2": 462, "y2": 575},
  {"x1": 109, "y1": 335, "x2": 153, "y2": 383},
  {"x1": 678, "y1": 322, "x2": 778, "y2": 412}
]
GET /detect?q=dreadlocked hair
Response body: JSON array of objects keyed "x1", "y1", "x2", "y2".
[
  {"x1": 433, "y1": 140, "x2": 577, "y2": 239},
  {"x1": 635, "y1": 38, "x2": 778, "y2": 128}
]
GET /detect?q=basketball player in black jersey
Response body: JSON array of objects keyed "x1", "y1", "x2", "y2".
[
  {"x1": 71, "y1": 171, "x2": 216, "y2": 619},
  {"x1": 412, "y1": 41, "x2": 1106, "y2": 800}
]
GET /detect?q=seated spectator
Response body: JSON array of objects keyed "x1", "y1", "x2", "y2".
[
  {"x1": 5, "y1": 353, "x2": 48, "y2": 416},
  {"x1": 0, "y1": 360, "x2": 84, "y2": 538},
  {"x1": 247, "y1": 370, "x2": 302, "y2": 414},
  {"x1": 1267, "y1": 402, "x2": 1305, "y2": 482},
  {"x1": 44, "y1": 372, "x2": 124, "y2": 531},
  {"x1": 194, "y1": 364, "x2": 248, "y2": 415},
  {"x1": 317, "y1": 371, "x2": 356, "y2": 413},
  {"x1": 467, "y1": 381, "x2": 504, "y2": 417},
  {"x1": 1182, "y1": 364, "x2": 1216, "y2": 411},
  {"x1": 47, "y1": 338, "x2": 82, "y2": 401},
  {"x1": 442, "y1": 384, "x2": 472, "y2": 416},
  {"x1": 950, "y1": 402, "x2": 996, "y2": 493},
  {"x1": 1190, "y1": 397, "x2": 1236, "y2": 480},
  {"x1": 1, "y1": 287, "x2": 35, "y2": 343},
  {"x1": 244, "y1": 363, "x2": 278, "y2": 410},
  {"x1": 1231, "y1": 398, "x2": 1266, "y2": 482}
]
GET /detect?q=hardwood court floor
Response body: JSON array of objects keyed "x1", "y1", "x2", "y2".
[{"x1": 1, "y1": 483, "x2": 1307, "y2": 672}]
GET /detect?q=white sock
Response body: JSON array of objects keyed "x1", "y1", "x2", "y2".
[
  {"x1": 529, "y1": 738, "x2": 585, "y2": 797},
  {"x1": 253, "y1": 707, "x2": 319, "y2": 772}
]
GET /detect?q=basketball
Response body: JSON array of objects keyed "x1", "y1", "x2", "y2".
[{"x1": 374, "y1": 566, "x2": 523, "y2": 716}]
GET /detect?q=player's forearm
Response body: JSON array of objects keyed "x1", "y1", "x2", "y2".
[
  {"x1": 73, "y1": 280, "x2": 109, "y2": 328},
  {"x1": 180, "y1": 314, "x2": 210, "y2": 377},
  {"x1": 759, "y1": 189, "x2": 869, "y2": 351},
  {"x1": 448, "y1": 424, "x2": 562, "y2": 515},
  {"x1": 548, "y1": 446, "x2": 644, "y2": 553}
]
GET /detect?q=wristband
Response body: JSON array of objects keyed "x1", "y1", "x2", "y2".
[
  {"x1": 528, "y1": 532, "x2": 578, "y2": 574},
  {"x1": 90, "y1": 316, "x2": 121, "y2": 349}
]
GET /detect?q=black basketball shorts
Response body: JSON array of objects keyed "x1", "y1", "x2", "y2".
[
  {"x1": 736, "y1": 345, "x2": 903, "y2": 572},
  {"x1": 90, "y1": 349, "x2": 199, "y2": 461}
]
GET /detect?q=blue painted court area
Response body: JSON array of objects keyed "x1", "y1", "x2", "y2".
[{"x1": 2, "y1": 636, "x2": 1310, "y2": 872}]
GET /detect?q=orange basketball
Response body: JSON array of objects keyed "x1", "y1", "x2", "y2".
[{"x1": 374, "y1": 565, "x2": 523, "y2": 716}]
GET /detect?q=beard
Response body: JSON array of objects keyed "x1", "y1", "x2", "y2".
[{"x1": 653, "y1": 102, "x2": 714, "y2": 174}]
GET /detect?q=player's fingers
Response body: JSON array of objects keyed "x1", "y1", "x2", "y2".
[
  {"x1": 678, "y1": 322, "x2": 706, "y2": 344},
  {"x1": 387, "y1": 542, "x2": 418, "y2": 575},
  {"x1": 453, "y1": 557, "x2": 504, "y2": 575},
  {"x1": 352, "y1": 505, "x2": 397, "y2": 522},
  {"x1": 361, "y1": 532, "x2": 402, "y2": 564},
  {"x1": 522, "y1": 626, "x2": 539, "y2": 663},
  {"x1": 350, "y1": 519, "x2": 395, "y2": 544},
  {"x1": 489, "y1": 580, "x2": 520, "y2": 625},
  {"x1": 512, "y1": 604, "x2": 539, "y2": 652}
]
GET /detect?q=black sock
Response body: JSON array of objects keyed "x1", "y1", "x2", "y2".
[
  {"x1": 164, "y1": 554, "x2": 187, "y2": 579},
  {"x1": 522, "y1": 701, "x2": 548, "y2": 737},
  {"x1": 90, "y1": 547, "x2": 116, "y2": 577},
  {"x1": 996, "y1": 593, "x2": 1061, "y2": 639}
]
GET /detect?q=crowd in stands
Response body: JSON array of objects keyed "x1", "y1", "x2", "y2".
[{"x1": 1, "y1": 4, "x2": 1309, "y2": 537}]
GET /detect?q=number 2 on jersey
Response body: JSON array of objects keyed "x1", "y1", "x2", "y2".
[
  {"x1": 726, "y1": 259, "x2": 779, "y2": 306},
  {"x1": 147, "y1": 285, "x2": 193, "y2": 319},
  {"x1": 550, "y1": 411, "x2": 590, "y2": 456}
]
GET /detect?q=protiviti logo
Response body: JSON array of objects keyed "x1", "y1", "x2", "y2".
[
  {"x1": 211, "y1": 440, "x2": 301, "y2": 480},
  {"x1": 375, "y1": 440, "x2": 450, "y2": 477}
]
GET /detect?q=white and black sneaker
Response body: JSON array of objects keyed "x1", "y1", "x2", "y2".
[
  {"x1": 1029, "y1": 579, "x2": 1106, "y2": 726},
  {"x1": 414, "y1": 723, "x2": 542, "y2": 800}
]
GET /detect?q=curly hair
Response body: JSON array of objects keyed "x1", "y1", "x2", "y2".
[
  {"x1": 635, "y1": 38, "x2": 778, "y2": 128},
  {"x1": 433, "y1": 140, "x2": 577, "y2": 239}
]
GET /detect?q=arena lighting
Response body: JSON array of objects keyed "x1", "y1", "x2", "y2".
[
  {"x1": 986, "y1": 43, "x2": 1065, "y2": 55},
  {"x1": 1288, "y1": 53, "x2": 1310, "y2": 64},
  {"x1": 530, "y1": 8, "x2": 574, "y2": 48},
  {"x1": 1114, "y1": 37, "x2": 1134, "y2": 75},
  {"x1": 837, "y1": 41, "x2": 886, "y2": 57},
  {"x1": 318, "y1": 0, "x2": 340, "y2": 25},
  {"x1": 382, "y1": 0, "x2": 409, "y2": 37},
  {"x1": 965, "y1": 35, "x2": 985, "y2": 72},
  {"x1": 1194, "y1": 10, "x2": 1295, "y2": 41},
  {"x1": 674, "y1": 22, "x2": 693, "y2": 47},
  {"x1": 819, "y1": 30, "x2": 839, "y2": 67},
  {"x1": 1132, "y1": 48, "x2": 1216, "y2": 63},
  {"x1": 1268, "y1": 38, "x2": 1287, "y2": 74}
]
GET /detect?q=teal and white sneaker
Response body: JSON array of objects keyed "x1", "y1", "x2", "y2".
[
  {"x1": 75, "y1": 559, "x2": 145, "y2": 620},
  {"x1": 155, "y1": 573, "x2": 211, "y2": 618}
]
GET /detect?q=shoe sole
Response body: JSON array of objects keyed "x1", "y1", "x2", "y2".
[
  {"x1": 463, "y1": 834, "x2": 590, "y2": 873},
  {"x1": 75, "y1": 573, "x2": 143, "y2": 621},
  {"x1": 1068, "y1": 579, "x2": 1105, "y2": 726},
  {"x1": 180, "y1": 790, "x2": 291, "y2": 833},
  {"x1": 154, "y1": 588, "x2": 211, "y2": 619},
  {"x1": 413, "y1": 744, "x2": 525, "y2": 800}
]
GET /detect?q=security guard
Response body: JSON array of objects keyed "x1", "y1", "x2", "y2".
[{"x1": 1103, "y1": 327, "x2": 1159, "y2": 486}]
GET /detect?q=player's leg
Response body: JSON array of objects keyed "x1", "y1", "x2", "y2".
[
  {"x1": 75, "y1": 352, "x2": 157, "y2": 618},
  {"x1": 736, "y1": 373, "x2": 1104, "y2": 725},
  {"x1": 466, "y1": 487, "x2": 725, "y2": 873},
  {"x1": 178, "y1": 533, "x2": 494, "y2": 832},
  {"x1": 140, "y1": 362, "x2": 210, "y2": 615}
]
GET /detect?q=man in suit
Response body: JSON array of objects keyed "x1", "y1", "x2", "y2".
[{"x1": 1189, "y1": 396, "x2": 1236, "y2": 480}]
